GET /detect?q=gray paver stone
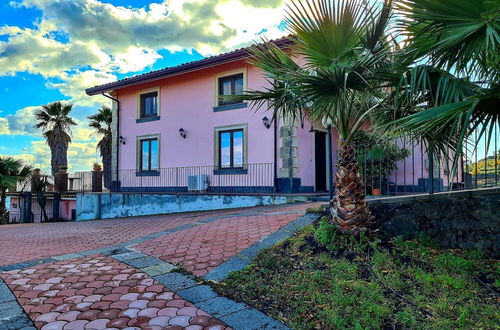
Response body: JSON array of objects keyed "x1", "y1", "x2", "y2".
[
  {"x1": 220, "y1": 309, "x2": 290, "y2": 330},
  {"x1": 195, "y1": 297, "x2": 248, "y2": 318},
  {"x1": 153, "y1": 272, "x2": 197, "y2": 291},
  {"x1": 177, "y1": 285, "x2": 218, "y2": 303}
]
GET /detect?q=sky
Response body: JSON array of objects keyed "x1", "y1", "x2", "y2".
[{"x1": 0, "y1": 0, "x2": 287, "y2": 173}]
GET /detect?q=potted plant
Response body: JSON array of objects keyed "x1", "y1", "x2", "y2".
[{"x1": 93, "y1": 163, "x2": 102, "y2": 172}]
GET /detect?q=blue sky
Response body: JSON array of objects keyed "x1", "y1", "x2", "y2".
[{"x1": 0, "y1": 0, "x2": 286, "y2": 172}]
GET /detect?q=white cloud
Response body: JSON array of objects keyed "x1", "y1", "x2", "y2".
[
  {"x1": 45, "y1": 70, "x2": 115, "y2": 106},
  {"x1": 1, "y1": 0, "x2": 288, "y2": 171}
]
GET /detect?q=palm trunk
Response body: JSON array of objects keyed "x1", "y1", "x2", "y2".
[
  {"x1": 332, "y1": 140, "x2": 372, "y2": 234},
  {"x1": 0, "y1": 189, "x2": 8, "y2": 224}
]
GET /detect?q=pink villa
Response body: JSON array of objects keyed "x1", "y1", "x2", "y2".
[{"x1": 86, "y1": 38, "x2": 461, "y2": 195}]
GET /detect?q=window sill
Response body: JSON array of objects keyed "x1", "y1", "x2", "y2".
[
  {"x1": 213, "y1": 168, "x2": 248, "y2": 175},
  {"x1": 136, "y1": 170, "x2": 160, "y2": 177},
  {"x1": 213, "y1": 102, "x2": 247, "y2": 112},
  {"x1": 136, "y1": 116, "x2": 160, "y2": 123}
]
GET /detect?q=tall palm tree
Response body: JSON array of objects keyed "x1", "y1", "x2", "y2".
[
  {"x1": 392, "y1": 0, "x2": 499, "y2": 168},
  {"x1": 88, "y1": 105, "x2": 112, "y2": 188},
  {"x1": 0, "y1": 157, "x2": 32, "y2": 224},
  {"x1": 240, "y1": 0, "x2": 395, "y2": 233},
  {"x1": 35, "y1": 102, "x2": 77, "y2": 175}
]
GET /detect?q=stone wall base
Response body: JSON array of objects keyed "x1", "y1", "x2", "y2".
[{"x1": 369, "y1": 189, "x2": 499, "y2": 258}]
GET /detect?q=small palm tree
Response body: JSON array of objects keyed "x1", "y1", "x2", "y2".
[
  {"x1": 240, "y1": 0, "x2": 395, "y2": 233},
  {"x1": 35, "y1": 102, "x2": 77, "y2": 175},
  {"x1": 392, "y1": 0, "x2": 499, "y2": 166},
  {"x1": 88, "y1": 105, "x2": 112, "y2": 188},
  {"x1": 0, "y1": 157, "x2": 32, "y2": 224}
]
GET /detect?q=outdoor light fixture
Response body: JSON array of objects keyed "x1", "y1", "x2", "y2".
[
  {"x1": 262, "y1": 116, "x2": 271, "y2": 129},
  {"x1": 119, "y1": 136, "x2": 126, "y2": 145},
  {"x1": 179, "y1": 128, "x2": 186, "y2": 139}
]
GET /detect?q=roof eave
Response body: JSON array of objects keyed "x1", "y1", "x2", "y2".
[{"x1": 85, "y1": 37, "x2": 294, "y2": 96}]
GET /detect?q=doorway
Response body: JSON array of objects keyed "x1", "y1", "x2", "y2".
[{"x1": 315, "y1": 131, "x2": 327, "y2": 191}]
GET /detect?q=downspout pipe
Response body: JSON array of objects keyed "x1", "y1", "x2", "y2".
[
  {"x1": 102, "y1": 92, "x2": 120, "y2": 192},
  {"x1": 327, "y1": 125, "x2": 334, "y2": 205},
  {"x1": 273, "y1": 115, "x2": 278, "y2": 193}
]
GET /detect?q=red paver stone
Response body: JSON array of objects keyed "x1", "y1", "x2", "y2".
[
  {"x1": 134, "y1": 203, "x2": 313, "y2": 276},
  {"x1": 0, "y1": 254, "x2": 231, "y2": 329},
  {"x1": 0, "y1": 207, "x2": 273, "y2": 266}
]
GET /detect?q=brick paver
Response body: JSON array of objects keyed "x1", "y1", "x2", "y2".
[
  {"x1": 0, "y1": 206, "x2": 285, "y2": 266},
  {"x1": 0, "y1": 202, "x2": 319, "y2": 329},
  {"x1": 134, "y1": 213, "x2": 301, "y2": 276},
  {"x1": 0, "y1": 255, "x2": 230, "y2": 329}
]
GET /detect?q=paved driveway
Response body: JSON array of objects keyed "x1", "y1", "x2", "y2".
[{"x1": 0, "y1": 202, "x2": 318, "y2": 329}]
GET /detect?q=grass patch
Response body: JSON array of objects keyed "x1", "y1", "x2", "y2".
[{"x1": 214, "y1": 219, "x2": 499, "y2": 329}]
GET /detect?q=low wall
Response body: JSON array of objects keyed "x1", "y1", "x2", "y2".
[
  {"x1": 76, "y1": 193, "x2": 309, "y2": 221},
  {"x1": 369, "y1": 188, "x2": 499, "y2": 258}
]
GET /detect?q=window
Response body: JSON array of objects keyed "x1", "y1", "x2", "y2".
[
  {"x1": 139, "y1": 138, "x2": 159, "y2": 172},
  {"x1": 217, "y1": 73, "x2": 243, "y2": 106},
  {"x1": 218, "y1": 129, "x2": 244, "y2": 169},
  {"x1": 139, "y1": 91, "x2": 158, "y2": 118}
]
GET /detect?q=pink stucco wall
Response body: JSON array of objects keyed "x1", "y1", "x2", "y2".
[
  {"x1": 117, "y1": 60, "x2": 275, "y2": 170},
  {"x1": 114, "y1": 57, "x2": 464, "y2": 192}
]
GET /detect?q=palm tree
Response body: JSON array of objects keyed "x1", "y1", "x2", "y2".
[
  {"x1": 239, "y1": 0, "x2": 395, "y2": 233},
  {"x1": 88, "y1": 105, "x2": 112, "y2": 188},
  {"x1": 0, "y1": 157, "x2": 32, "y2": 224},
  {"x1": 35, "y1": 102, "x2": 77, "y2": 175},
  {"x1": 391, "y1": 0, "x2": 499, "y2": 168}
]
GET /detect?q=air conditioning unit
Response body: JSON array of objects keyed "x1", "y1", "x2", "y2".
[{"x1": 188, "y1": 175, "x2": 209, "y2": 192}]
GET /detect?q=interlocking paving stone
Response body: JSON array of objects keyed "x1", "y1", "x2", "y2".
[
  {"x1": 0, "y1": 206, "x2": 266, "y2": 267},
  {"x1": 52, "y1": 253, "x2": 83, "y2": 261},
  {"x1": 0, "y1": 203, "x2": 319, "y2": 330},
  {"x1": 0, "y1": 300, "x2": 24, "y2": 317},
  {"x1": 0, "y1": 281, "x2": 16, "y2": 303},
  {"x1": 123, "y1": 256, "x2": 162, "y2": 268},
  {"x1": 141, "y1": 263, "x2": 177, "y2": 276},
  {"x1": 220, "y1": 309, "x2": 290, "y2": 330},
  {"x1": 195, "y1": 297, "x2": 248, "y2": 318},
  {"x1": 134, "y1": 205, "x2": 313, "y2": 276},
  {"x1": 0, "y1": 314, "x2": 34, "y2": 329},
  {"x1": 0, "y1": 254, "x2": 230, "y2": 329},
  {"x1": 111, "y1": 251, "x2": 145, "y2": 262},
  {"x1": 205, "y1": 213, "x2": 319, "y2": 282},
  {"x1": 153, "y1": 272, "x2": 198, "y2": 291},
  {"x1": 177, "y1": 285, "x2": 218, "y2": 303}
]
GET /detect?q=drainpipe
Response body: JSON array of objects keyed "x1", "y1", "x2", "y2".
[
  {"x1": 102, "y1": 92, "x2": 120, "y2": 192},
  {"x1": 273, "y1": 115, "x2": 278, "y2": 193},
  {"x1": 327, "y1": 125, "x2": 334, "y2": 205}
]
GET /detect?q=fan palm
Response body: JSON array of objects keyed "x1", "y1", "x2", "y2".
[
  {"x1": 240, "y1": 0, "x2": 395, "y2": 233},
  {"x1": 0, "y1": 157, "x2": 32, "y2": 224},
  {"x1": 88, "y1": 105, "x2": 112, "y2": 188},
  {"x1": 392, "y1": 0, "x2": 499, "y2": 169},
  {"x1": 35, "y1": 102, "x2": 77, "y2": 175}
]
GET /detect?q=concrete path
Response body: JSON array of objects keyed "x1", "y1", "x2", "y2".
[{"x1": 0, "y1": 202, "x2": 320, "y2": 329}]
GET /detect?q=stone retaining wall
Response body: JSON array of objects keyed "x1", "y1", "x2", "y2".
[{"x1": 369, "y1": 188, "x2": 499, "y2": 258}]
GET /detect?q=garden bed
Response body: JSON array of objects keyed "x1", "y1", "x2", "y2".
[{"x1": 213, "y1": 218, "x2": 499, "y2": 329}]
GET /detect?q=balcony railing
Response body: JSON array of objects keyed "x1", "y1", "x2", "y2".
[{"x1": 116, "y1": 163, "x2": 275, "y2": 193}]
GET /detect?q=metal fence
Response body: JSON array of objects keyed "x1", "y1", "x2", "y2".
[
  {"x1": 356, "y1": 133, "x2": 499, "y2": 197},
  {"x1": 15, "y1": 171, "x2": 103, "y2": 193},
  {"x1": 117, "y1": 163, "x2": 275, "y2": 193}
]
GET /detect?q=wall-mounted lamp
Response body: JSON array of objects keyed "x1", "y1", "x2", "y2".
[
  {"x1": 262, "y1": 116, "x2": 271, "y2": 129},
  {"x1": 178, "y1": 128, "x2": 186, "y2": 139},
  {"x1": 119, "y1": 135, "x2": 126, "y2": 145}
]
